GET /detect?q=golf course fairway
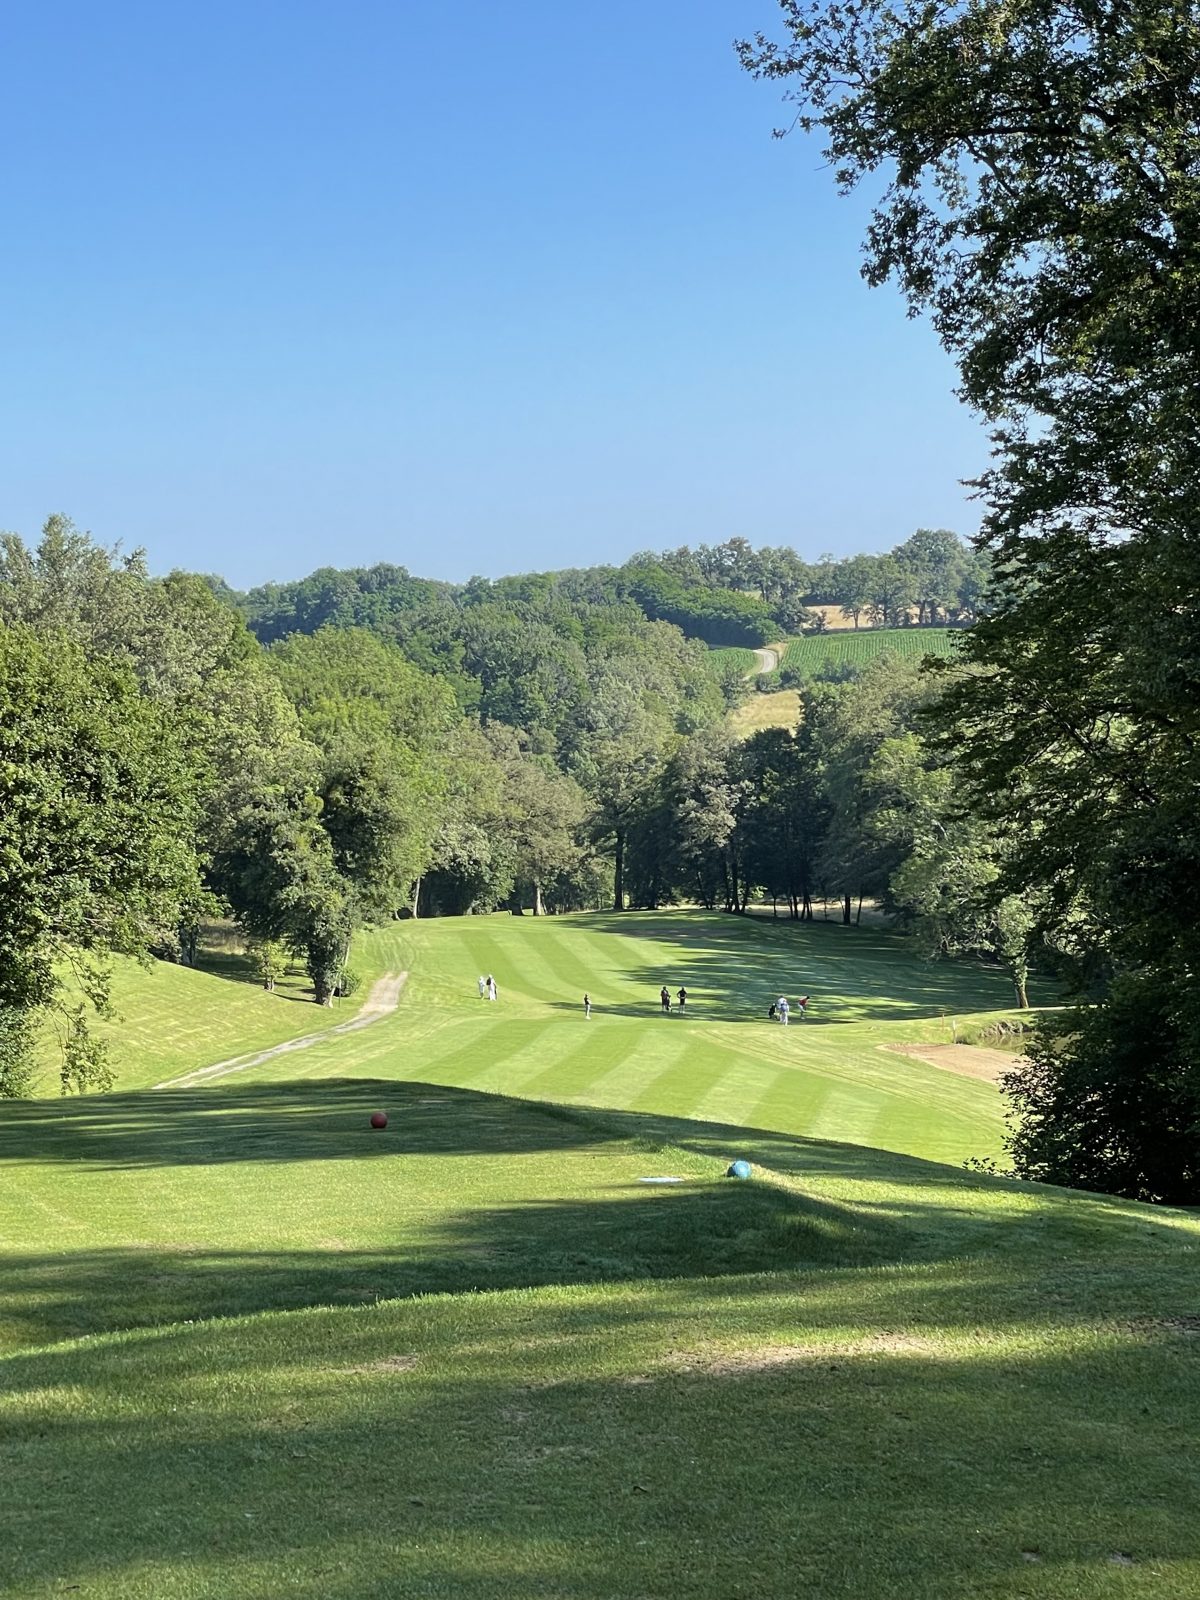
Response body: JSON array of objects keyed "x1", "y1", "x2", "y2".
[{"x1": 2, "y1": 911, "x2": 1197, "y2": 1598}]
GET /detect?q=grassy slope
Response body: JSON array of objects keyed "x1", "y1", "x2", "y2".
[
  {"x1": 727, "y1": 687, "x2": 802, "y2": 735},
  {"x1": 31, "y1": 930, "x2": 397, "y2": 1094},
  {"x1": 5, "y1": 915, "x2": 1197, "y2": 1599}
]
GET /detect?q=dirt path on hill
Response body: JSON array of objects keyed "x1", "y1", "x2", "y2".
[
  {"x1": 751, "y1": 644, "x2": 784, "y2": 674},
  {"x1": 881, "y1": 1041, "x2": 1022, "y2": 1084},
  {"x1": 155, "y1": 972, "x2": 408, "y2": 1089}
]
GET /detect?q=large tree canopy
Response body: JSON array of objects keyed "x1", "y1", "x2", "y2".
[
  {"x1": 0, "y1": 624, "x2": 198, "y2": 1090},
  {"x1": 742, "y1": 0, "x2": 1200, "y2": 1200}
]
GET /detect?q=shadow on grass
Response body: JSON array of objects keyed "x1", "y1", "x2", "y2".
[
  {"x1": 2, "y1": 1285, "x2": 1199, "y2": 1600},
  {"x1": 2, "y1": 1080, "x2": 1191, "y2": 1355},
  {"x1": 0, "y1": 1178, "x2": 906, "y2": 1351}
]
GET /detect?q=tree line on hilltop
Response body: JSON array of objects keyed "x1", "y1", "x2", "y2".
[{"x1": 232, "y1": 525, "x2": 988, "y2": 651}]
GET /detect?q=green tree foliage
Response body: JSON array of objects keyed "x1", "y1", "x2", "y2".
[
  {"x1": 741, "y1": 726, "x2": 832, "y2": 921},
  {"x1": 417, "y1": 723, "x2": 589, "y2": 916},
  {"x1": 654, "y1": 729, "x2": 750, "y2": 911},
  {"x1": 568, "y1": 664, "x2": 683, "y2": 912},
  {"x1": 267, "y1": 627, "x2": 458, "y2": 917},
  {"x1": 894, "y1": 530, "x2": 968, "y2": 626},
  {"x1": 809, "y1": 657, "x2": 934, "y2": 923},
  {"x1": 498, "y1": 741, "x2": 589, "y2": 916},
  {"x1": 622, "y1": 559, "x2": 779, "y2": 646},
  {"x1": 209, "y1": 756, "x2": 352, "y2": 1006},
  {"x1": 742, "y1": 0, "x2": 1200, "y2": 1199},
  {"x1": 869, "y1": 735, "x2": 1034, "y2": 1007},
  {"x1": 865, "y1": 555, "x2": 918, "y2": 629},
  {"x1": 0, "y1": 624, "x2": 198, "y2": 1088}
]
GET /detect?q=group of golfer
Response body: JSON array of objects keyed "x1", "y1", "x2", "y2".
[
  {"x1": 601, "y1": 985, "x2": 812, "y2": 1021},
  {"x1": 768, "y1": 994, "x2": 810, "y2": 1024},
  {"x1": 479, "y1": 975, "x2": 810, "y2": 1022}
]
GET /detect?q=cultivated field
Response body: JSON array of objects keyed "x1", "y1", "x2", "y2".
[
  {"x1": 782, "y1": 626, "x2": 960, "y2": 676},
  {"x1": 4, "y1": 912, "x2": 1198, "y2": 1600},
  {"x1": 701, "y1": 644, "x2": 758, "y2": 677}
]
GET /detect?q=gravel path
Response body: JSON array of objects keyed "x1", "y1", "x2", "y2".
[
  {"x1": 751, "y1": 645, "x2": 782, "y2": 674},
  {"x1": 155, "y1": 972, "x2": 408, "y2": 1089}
]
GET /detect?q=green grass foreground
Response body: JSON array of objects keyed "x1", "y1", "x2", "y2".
[{"x1": 4, "y1": 912, "x2": 1198, "y2": 1597}]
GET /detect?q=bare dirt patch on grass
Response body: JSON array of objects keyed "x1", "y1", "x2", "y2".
[
  {"x1": 336, "y1": 1354, "x2": 420, "y2": 1375},
  {"x1": 619, "y1": 1333, "x2": 940, "y2": 1383},
  {"x1": 881, "y1": 1041, "x2": 1019, "y2": 1084}
]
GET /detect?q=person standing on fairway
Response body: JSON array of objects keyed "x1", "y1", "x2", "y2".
[
  {"x1": 677, "y1": 986, "x2": 688, "y2": 1011},
  {"x1": 778, "y1": 996, "x2": 790, "y2": 1026},
  {"x1": 798, "y1": 995, "x2": 810, "y2": 1020},
  {"x1": 583, "y1": 992, "x2": 592, "y2": 1019},
  {"x1": 487, "y1": 975, "x2": 497, "y2": 1002},
  {"x1": 477, "y1": 975, "x2": 486, "y2": 999},
  {"x1": 660, "y1": 985, "x2": 671, "y2": 1013}
]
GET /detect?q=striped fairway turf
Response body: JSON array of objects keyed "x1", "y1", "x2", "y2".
[{"x1": 193, "y1": 910, "x2": 1020, "y2": 1166}]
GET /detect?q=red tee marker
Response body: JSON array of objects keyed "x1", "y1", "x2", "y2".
[{"x1": 370, "y1": 1111, "x2": 388, "y2": 1129}]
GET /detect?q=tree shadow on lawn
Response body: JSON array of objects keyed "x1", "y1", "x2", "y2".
[
  {"x1": 1, "y1": 1077, "x2": 1017, "y2": 1177},
  {"x1": 2, "y1": 1081, "x2": 1192, "y2": 1353},
  {"x1": 0, "y1": 1178, "x2": 907, "y2": 1351},
  {"x1": 3, "y1": 1300, "x2": 1199, "y2": 1600},
  {"x1": 556, "y1": 910, "x2": 1028, "y2": 1023}
]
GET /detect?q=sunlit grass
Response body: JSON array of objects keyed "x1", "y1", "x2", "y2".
[
  {"x1": 727, "y1": 686, "x2": 802, "y2": 734},
  {"x1": 32, "y1": 926, "x2": 396, "y2": 1094},
  {"x1": 6, "y1": 913, "x2": 1194, "y2": 1598}
]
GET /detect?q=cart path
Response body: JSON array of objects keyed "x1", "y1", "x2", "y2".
[
  {"x1": 155, "y1": 972, "x2": 408, "y2": 1089},
  {"x1": 750, "y1": 644, "x2": 785, "y2": 674}
]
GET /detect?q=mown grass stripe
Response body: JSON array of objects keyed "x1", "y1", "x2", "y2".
[
  {"x1": 513, "y1": 1024, "x2": 642, "y2": 1102},
  {"x1": 571, "y1": 1029, "x2": 693, "y2": 1110}
]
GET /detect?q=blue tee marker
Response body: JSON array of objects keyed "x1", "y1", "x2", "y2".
[{"x1": 726, "y1": 1159, "x2": 753, "y2": 1180}]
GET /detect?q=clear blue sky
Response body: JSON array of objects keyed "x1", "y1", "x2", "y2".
[{"x1": 2, "y1": 1, "x2": 985, "y2": 588}]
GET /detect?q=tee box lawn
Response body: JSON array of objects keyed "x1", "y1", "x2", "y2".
[{"x1": 2, "y1": 911, "x2": 1197, "y2": 1599}]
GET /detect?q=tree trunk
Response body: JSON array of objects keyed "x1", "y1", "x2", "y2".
[
  {"x1": 411, "y1": 876, "x2": 422, "y2": 919},
  {"x1": 614, "y1": 830, "x2": 626, "y2": 911},
  {"x1": 855, "y1": 893, "x2": 864, "y2": 925},
  {"x1": 842, "y1": 892, "x2": 852, "y2": 925},
  {"x1": 533, "y1": 880, "x2": 543, "y2": 916},
  {"x1": 1011, "y1": 970, "x2": 1030, "y2": 1009}
]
